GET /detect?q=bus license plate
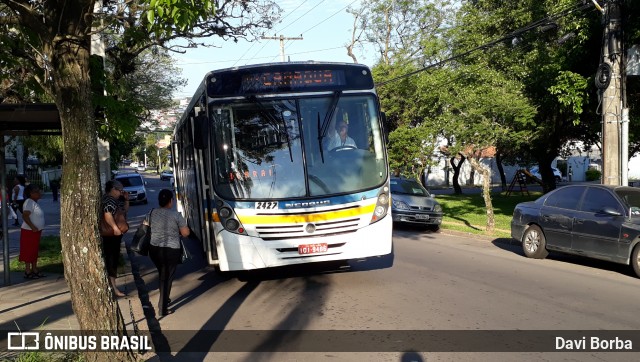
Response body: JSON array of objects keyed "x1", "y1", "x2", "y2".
[
  {"x1": 298, "y1": 243, "x2": 328, "y2": 255},
  {"x1": 415, "y1": 214, "x2": 429, "y2": 220}
]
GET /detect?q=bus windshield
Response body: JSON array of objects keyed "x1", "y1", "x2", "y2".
[{"x1": 211, "y1": 94, "x2": 387, "y2": 200}]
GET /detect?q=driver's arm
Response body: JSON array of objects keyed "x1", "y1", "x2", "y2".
[{"x1": 325, "y1": 128, "x2": 339, "y2": 149}]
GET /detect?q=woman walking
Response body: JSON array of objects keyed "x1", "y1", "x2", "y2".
[
  {"x1": 148, "y1": 189, "x2": 190, "y2": 317},
  {"x1": 101, "y1": 180, "x2": 129, "y2": 297},
  {"x1": 19, "y1": 184, "x2": 45, "y2": 279}
]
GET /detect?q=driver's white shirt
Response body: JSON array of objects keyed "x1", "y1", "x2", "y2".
[{"x1": 326, "y1": 130, "x2": 356, "y2": 150}]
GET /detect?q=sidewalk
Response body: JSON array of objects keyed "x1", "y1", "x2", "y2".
[{"x1": 0, "y1": 193, "x2": 151, "y2": 360}]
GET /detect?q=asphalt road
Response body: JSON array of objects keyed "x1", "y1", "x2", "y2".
[{"x1": 129, "y1": 170, "x2": 640, "y2": 361}]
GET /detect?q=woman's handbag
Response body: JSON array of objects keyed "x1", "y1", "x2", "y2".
[
  {"x1": 131, "y1": 210, "x2": 153, "y2": 256},
  {"x1": 99, "y1": 208, "x2": 129, "y2": 237},
  {"x1": 180, "y1": 239, "x2": 191, "y2": 263}
]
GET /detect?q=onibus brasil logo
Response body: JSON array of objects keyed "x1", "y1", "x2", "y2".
[{"x1": 6, "y1": 331, "x2": 151, "y2": 351}]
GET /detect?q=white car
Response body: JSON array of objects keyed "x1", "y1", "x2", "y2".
[
  {"x1": 160, "y1": 170, "x2": 173, "y2": 181},
  {"x1": 114, "y1": 173, "x2": 148, "y2": 204},
  {"x1": 529, "y1": 166, "x2": 563, "y2": 183},
  {"x1": 136, "y1": 165, "x2": 145, "y2": 172}
]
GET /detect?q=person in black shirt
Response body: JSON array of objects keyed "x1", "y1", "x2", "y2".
[{"x1": 101, "y1": 180, "x2": 129, "y2": 297}]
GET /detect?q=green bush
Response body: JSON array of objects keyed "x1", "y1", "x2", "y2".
[{"x1": 585, "y1": 169, "x2": 601, "y2": 181}]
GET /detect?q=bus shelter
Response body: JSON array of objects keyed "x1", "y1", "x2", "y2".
[{"x1": 0, "y1": 103, "x2": 61, "y2": 285}]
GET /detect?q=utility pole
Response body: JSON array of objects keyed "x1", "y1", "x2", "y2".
[
  {"x1": 600, "y1": 0, "x2": 626, "y2": 186},
  {"x1": 261, "y1": 34, "x2": 303, "y2": 61}
]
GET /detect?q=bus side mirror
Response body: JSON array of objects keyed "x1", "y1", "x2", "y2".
[
  {"x1": 193, "y1": 114, "x2": 209, "y2": 150},
  {"x1": 381, "y1": 112, "x2": 389, "y2": 142}
]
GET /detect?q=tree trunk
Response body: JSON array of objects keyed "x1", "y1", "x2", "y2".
[
  {"x1": 46, "y1": 4, "x2": 134, "y2": 361},
  {"x1": 467, "y1": 156, "x2": 495, "y2": 233},
  {"x1": 450, "y1": 154, "x2": 465, "y2": 194},
  {"x1": 495, "y1": 151, "x2": 507, "y2": 190},
  {"x1": 538, "y1": 156, "x2": 557, "y2": 193},
  {"x1": 467, "y1": 167, "x2": 475, "y2": 186}
]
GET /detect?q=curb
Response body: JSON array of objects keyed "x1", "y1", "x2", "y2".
[{"x1": 439, "y1": 228, "x2": 517, "y2": 245}]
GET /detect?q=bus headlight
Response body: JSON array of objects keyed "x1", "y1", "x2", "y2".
[
  {"x1": 216, "y1": 200, "x2": 248, "y2": 235},
  {"x1": 219, "y1": 207, "x2": 231, "y2": 218},
  {"x1": 370, "y1": 185, "x2": 390, "y2": 224},
  {"x1": 225, "y1": 219, "x2": 240, "y2": 231}
]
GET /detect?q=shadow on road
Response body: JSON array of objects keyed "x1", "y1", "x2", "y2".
[{"x1": 491, "y1": 237, "x2": 636, "y2": 278}]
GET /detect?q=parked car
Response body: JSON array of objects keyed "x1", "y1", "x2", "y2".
[
  {"x1": 529, "y1": 166, "x2": 563, "y2": 183},
  {"x1": 511, "y1": 184, "x2": 640, "y2": 277},
  {"x1": 114, "y1": 173, "x2": 148, "y2": 204},
  {"x1": 160, "y1": 169, "x2": 173, "y2": 181},
  {"x1": 136, "y1": 164, "x2": 145, "y2": 172},
  {"x1": 390, "y1": 177, "x2": 443, "y2": 231}
]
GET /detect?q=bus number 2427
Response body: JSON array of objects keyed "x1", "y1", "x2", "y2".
[{"x1": 255, "y1": 201, "x2": 278, "y2": 209}]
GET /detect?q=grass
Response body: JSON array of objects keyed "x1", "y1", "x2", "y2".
[
  {"x1": 435, "y1": 190, "x2": 543, "y2": 238},
  {"x1": 2, "y1": 351, "x2": 84, "y2": 362},
  {"x1": 10, "y1": 235, "x2": 65, "y2": 274},
  {"x1": 10, "y1": 235, "x2": 125, "y2": 275}
]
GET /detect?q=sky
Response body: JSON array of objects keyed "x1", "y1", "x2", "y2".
[{"x1": 171, "y1": 0, "x2": 377, "y2": 99}]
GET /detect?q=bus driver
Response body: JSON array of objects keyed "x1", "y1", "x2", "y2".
[{"x1": 326, "y1": 120, "x2": 356, "y2": 150}]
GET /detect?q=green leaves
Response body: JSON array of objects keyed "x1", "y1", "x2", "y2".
[
  {"x1": 548, "y1": 70, "x2": 588, "y2": 124},
  {"x1": 387, "y1": 124, "x2": 438, "y2": 181},
  {"x1": 144, "y1": 0, "x2": 216, "y2": 34}
]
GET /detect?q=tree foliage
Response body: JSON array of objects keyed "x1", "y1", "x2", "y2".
[
  {"x1": 347, "y1": 0, "x2": 454, "y2": 66},
  {"x1": 451, "y1": 0, "x2": 604, "y2": 192},
  {"x1": 387, "y1": 125, "x2": 438, "y2": 182}
]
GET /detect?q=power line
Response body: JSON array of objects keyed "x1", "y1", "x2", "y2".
[
  {"x1": 278, "y1": 0, "x2": 311, "y2": 24},
  {"x1": 273, "y1": 0, "x2": 360, "y2": 63},
  {"x1": 246, "y1": 1, "x2": 318, "y2": 64},
  {"x1": 233, "y1": 0, "x2": 311, "y2": 66},
  {"x1": 299, "y1": 0, "x2": 360, "y2": 35},
  {"x1": 176, "y1": 46, "x2": 345, "y2": 66},
  {"x1": 278, "y1": 0, "x2": 328, "y2": 34}
]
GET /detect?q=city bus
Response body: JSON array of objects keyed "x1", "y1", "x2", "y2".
[{"x1": 172, "y1": 61, "x2": 392, "y2": 272}]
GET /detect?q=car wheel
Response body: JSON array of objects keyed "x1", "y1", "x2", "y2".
[
  {"x1": 631, "y1": 244, "x2": 640, "y2": 278},
  {"x1": 555, "y1": 176, "x2": 561, "y2": 183},
  {"x1": 522, "y1": 225, "x2": 549, "y2": 259}
]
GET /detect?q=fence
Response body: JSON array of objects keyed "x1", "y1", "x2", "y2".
[{"x1": 5, "y1": 168, "x2": 60, "y2": 193}]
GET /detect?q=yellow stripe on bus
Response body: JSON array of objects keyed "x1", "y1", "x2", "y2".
[{"x1": 237, "y1": 204, "x2": 376, "y2": 225}]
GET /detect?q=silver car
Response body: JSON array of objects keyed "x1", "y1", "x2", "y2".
[
  {"x1": 390, "y1": 177, "x2": 443, "y2": 231},
  {"x1": 114, "y1": 173, "x2": 148, "y2": 204}
]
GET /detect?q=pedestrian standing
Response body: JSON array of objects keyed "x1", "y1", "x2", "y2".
[
  {"x1": 148, "y1": 189, "x2": 190, "y2": 317},
  {"x1": 11, "y1": 175, "x2": 26, "y2": 226},
  {"x1": 568, "y1": 166, "x2": 573, "y2": 182},
  {"x1": 19, "y1": 184, "x2": 45, "y2": 279},
  {"x1": 101, "y1": 180, "x2": 129, "y2": 297},
  {"x1": 50, "y1": 179, "x2": 60, "y2": 202}
]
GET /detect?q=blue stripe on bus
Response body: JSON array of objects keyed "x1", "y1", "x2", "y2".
[{"x1": 227, "y1": 188, "x2": 381, "y2": 209}]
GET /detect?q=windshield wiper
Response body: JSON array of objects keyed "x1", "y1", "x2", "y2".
[
  {"x1": 246, "y1": 96, "x2": 293, "y2": 162},
  {"x1": 317, "y1": 90, "x2": 342, "y2": 163}
]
